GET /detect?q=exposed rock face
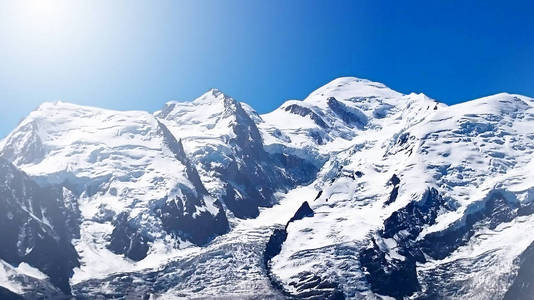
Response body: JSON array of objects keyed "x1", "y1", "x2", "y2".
[
  {"x1": 0, "y1": 102, "x2": 229, "y2": 266},
  {"x1": 504, "y1": 241, "x2": 534, "y2": 300},
  {"x1": 264, "y1": 201, "x2": 314, "y2": 265},
  {"x1": 327, "y1": 97, "x2": 367, "y2": 128},
  {"x1": 360, "y1": 188, "x2": 447, "y2": 298},
  {"x1": 157, "y1": 123, "x2": 229, "y2": 245},
  {"x1": 108, "y1": 212, "x2": 151, "y2": 261},
  {"x1": 285, "y1": 104, "x2": 329, "y2": 129},
  {"x1": 1, "y1": 77, "x2": 534, "y2": 299},
  {"x1": 156, "y1": 90, "x2": 319, "y2": 219},
  {"x1": 0, "y1": 286, "x2": 24, "y2": 300},
  {"x1": 264, "y1": 201, "x2": 346, "y2": 299},
  {"x1": 261, "y1": 79, "x2": 534, "y2": 299},
  {"x1": 0, "y1": 158, "x2": 79, "y2": 295}
]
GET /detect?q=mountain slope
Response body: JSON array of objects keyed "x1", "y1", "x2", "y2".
[
  {"x1": 156, "y1": 89, "x2": 318, "y2": 219},
  {"x1": 0, "y1": 158, "x2": 78, "y2": 296},
  {"x1": 1, "y1": 77, "x2": 533, "y2": 299},
  {"x1": 0, "y1": 102, "x2": 229, "y2": 280},
  {"x1": 265, "y1": 85, "x2": 534, "y2": 299}
]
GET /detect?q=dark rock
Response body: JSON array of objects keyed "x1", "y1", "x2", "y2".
[
  {"x1": 327, "y1": 97, "x2": 367, "y2": 128},
  {"x1": 309, "y1": 130, "x2": 326, "y2": 145},
  {"x1": 360, "y1": 238, "x2": 419, "y2": 299},
  {"x1": 157, "y1": 122, "x2": 230, "y2": 244},
  {"x1": 0, "y1": 287, "x2": 24, "y2": 300},
  {"x1": 287, "y1": 201, "x2": 314, "y2": 227},
  {"x1": 264, "y1": 201, "x2": 315, "y2": 267},
  {"x1": 263, "y1": 200, "x2": 345, "y2": 298},
  {"x1": 420, "y1": 191, "x2": 517, "y2": 260},
  {"x1": 362, "y1": 188, "x2": 521, "y2": 299},
  {"x1": 285, "y1": 104, "x2": 329, "y2": 129},
  {"x1": 389, "y1": 174, "x2": 400, "y2": 186},
  {"x1": 222, "y1": 183, "x2": 261, "y2": 219},
  {"x1": 191, "y1": 99, "x2": 319, "y2": 220},
  {"x1": 159, "y1": 193, "x2": 229, "y2": 246},
  {"x1": 384, "y1": 186, "x2": 399, "y2": 206},
  {"x1": 504, "y1": 240, "x2": 534, "y2": 300},
  {"x1": 397, "y1": 132, "x2": 410, "y2": 145},
  {"x1": 0, "y1": 158, "x2": 79, "y2": 295},
  {"x1": 382, "y1": 188, "x2": 446, "y2": 239},
  {"x1": 108, "y1": 213, "x2": 150, "y2": 261},
  {"x1": 264, "y1": 201, "x2": 315, "y2": 266},
  {"x1": 271, "y1": 152, "x2": 319, "y2": 187},
  {"x1": 263, "y1": 228, "x2": 288, "y2": 266},
  {"x1": 360, "y1": 188, "x2": 447, "y2": 299}
]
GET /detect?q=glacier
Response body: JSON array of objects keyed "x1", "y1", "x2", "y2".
[{"x1": 0, "y1": 77, "x2": 533, "y2": 299}]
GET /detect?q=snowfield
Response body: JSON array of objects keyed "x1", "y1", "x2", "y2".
[{"x1": 1, "y1": 77, "x2": 534, "y2": 299}]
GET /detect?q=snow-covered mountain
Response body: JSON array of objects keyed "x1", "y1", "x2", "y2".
[
  {"x1": 155, "y1": 88, "x2": 317, "y2": 219},
  {"x1": 265, "y1": 81, "x2": 534, "y2": 299},
  {"x1": 1, "y1": 77, "x2": 533, "y2": 299},
  {"x1": 0, "y1": 102, "x2": 229, "y2": 277},
  {"x1": 0, "y1": 158, "x2": 78, "y2": 297}
]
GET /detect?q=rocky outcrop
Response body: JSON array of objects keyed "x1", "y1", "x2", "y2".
[{"x1": 0, "y1": 158, "x2": 79, "y2": 295}]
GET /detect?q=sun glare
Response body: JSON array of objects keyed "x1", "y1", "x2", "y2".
[{"x1": 16, "y1": 0, "x2": 69, "y2": 34}]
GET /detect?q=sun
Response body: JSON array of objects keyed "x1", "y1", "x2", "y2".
[
  {"x1": 26, "y1": 0, "x2": 58, "y2": 17},
  {"x1": 16, "y1": 0, "x2": 69, "y2": 32}
]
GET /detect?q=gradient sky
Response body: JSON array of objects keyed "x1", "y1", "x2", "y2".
[{"x1": 1, "y1": 0, "x2": 533, "y2": 138}]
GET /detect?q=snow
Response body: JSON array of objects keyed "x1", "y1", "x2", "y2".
[
  {"x1": 1, "y1": 101, "x2": 224, "y2": 282},
  {"x1": 264, "y1": 79, "x2": 534, "y2": 298},
  {"x1": 259, "y1": 78, "x2": 437, "y2": 159},
  {"x1": 70, "y1": 221, "x2": 194, "y2": 284},
  {"x1": 154, "y1": 89, "x2": 249, "y2": 197},
  {"x1": 15, "y1": 263, "x2": 48, "y2": 280},
  {"x1": 305, "y1": 77, "x2": 403, "y2": 103},
  {"x1": 1, "y1": 76, "x2": 534, "y2": 298},
  {"x1": 0, "y1": 261, "x2": 24, "y2": 295},
  {"x1": 155, "y1": 185, "x2": 316, "y2": 299},
  {"x1": 0, "y1": 260, "x2": 50, "y2": 295},
  {"x1": 417, "y1": 213, "x2": 534, "y2": 299}
]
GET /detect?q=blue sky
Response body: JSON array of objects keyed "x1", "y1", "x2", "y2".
[{"x1": 0, "y1": 0, "x2": 533, "y2": 138}]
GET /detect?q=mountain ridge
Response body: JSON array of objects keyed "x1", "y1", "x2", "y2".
[{"x1": 0, "y1": 76, "x2": 533, "y2": 299}]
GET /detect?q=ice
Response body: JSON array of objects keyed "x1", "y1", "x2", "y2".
[{"x1": 1, "y1": 76, "x2": 534, "y2": 298}]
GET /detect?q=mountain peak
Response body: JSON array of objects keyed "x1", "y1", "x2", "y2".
[
  {"x1": 208, "y1": 88, "x2": 224, "y2": 97},
  {"x1": 324, "y1": 76, "x2": 379, "y2": 86},
  {"x1": 32, "y1": 101, "x2": 134, "y2": 120},
  {"x1": 193, "y1": 88, "x2": 234, "y2": 104},
  {"x1": 4, "y1": 77, "x2": 534, "y2": 299},
  {"x1": 37, "y1": 100, "x2": 94, "y2": 111},
  {"x1": 447, "y1": 92, "x2": 533, "y2": 116},
  {"x1": 304, "y1": 76, "x2": 403, "y2": 104}
]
